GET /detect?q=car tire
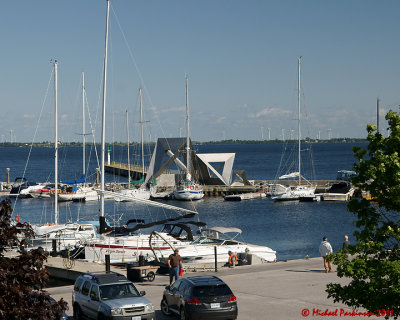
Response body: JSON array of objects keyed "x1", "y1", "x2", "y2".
[
  {"x1": 180, "y1": 307, "x2": 190, "y2": 320},
  {"x1": 161, "y1": 297, "x2": 172, "y2": 316},
  {"x1": 97, "y1": 313, "x2": 105, "y2": 320},
  {"x1": 73, "y1": 304, "x2": 83, "y2": 320}
]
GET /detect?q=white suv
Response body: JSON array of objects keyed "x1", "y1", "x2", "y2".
[{"x1": 72, "y1": 271, "x2": 155, "y2": 320}]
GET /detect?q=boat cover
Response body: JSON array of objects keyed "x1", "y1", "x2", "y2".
[{"x1": 204, "y1": 227, "x2": 242, "y2": 234}]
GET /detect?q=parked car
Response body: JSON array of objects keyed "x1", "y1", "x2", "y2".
[
  {"x1": 72, "y1": 271, "x2": 155, "y2": 320},
  {"x1": 161, "y1": 276, "x2": 238, "y2": 320}
]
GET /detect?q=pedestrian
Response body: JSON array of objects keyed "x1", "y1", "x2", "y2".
[
  {"x1": 168, "y1": 249, "x2": 183, "y2": 285},
  {"x1": 319, "y1": 236, "x2": 333, "y2": 273},
  {"x1": 342, "y1": 235, "x2": 350, "y2": 249}
]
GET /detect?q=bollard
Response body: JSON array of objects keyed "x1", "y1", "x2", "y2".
[
  {"x1": 52, "y1": 239, "x2": 57, "y2": 256},
  {"x1": 105, "y1": 254, "x2": 110, "y2": 272},
  {"x1": 214, "y1": 246, "x2": 218, "y2": 272},
  {"x1": 6, "y1": 168, "x2": 9, "y2": 184}
]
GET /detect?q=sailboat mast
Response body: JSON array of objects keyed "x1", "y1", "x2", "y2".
[
  {"x1": 185, "y1": 74, "x2": 190, "y2": 182},
  {"x1": 297, "y1": 57, "x2": 301, "y2": 185},
  {"x1": 126, "y1": 110, "x2": 130, "y2": 187},
  {"x1": 100, "y1": 0, "x2": 110, "y2": 232},
  {"x1": 139, "y1": 88, "x2": 145, "y2": 177},
  {"x1": 54, "y1": 60, "x2": 59, "y2": 225},
  {"x1": 82, "y1": 72, "x2": 86, "y2": 176}
]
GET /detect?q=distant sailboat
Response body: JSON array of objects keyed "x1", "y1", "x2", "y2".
[
  {"x1": 173, "y1": 75, "x2": 204, "y2": 201},
  {"x1": 114, "y1": 88, "x2": 151, "y2": 202},
  {"x1": 270, "y1": 57, "x2": 316, "y2": 201},
  {"x1": 57, "y1": 72, "x2": 98, "y2": 202}
]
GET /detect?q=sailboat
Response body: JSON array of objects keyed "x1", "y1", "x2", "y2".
[
  {"x1": 57, "y1": 72, "x2": 99, "y2": 202},
  {"x1": 173, "y1": 75, "x2": 204, "y2": 201},
  {"x1": 31, "y1": 61, "x2": 98, "y2": 251},
  {"x1": 270, "y1": 57, "x2": 316, "y2": 201},
  {"x1": 114, "y1": 88, "x2": 151, "y2": 202}
]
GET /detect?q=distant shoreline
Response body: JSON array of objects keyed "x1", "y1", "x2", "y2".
[{"x1": 0, "y1": 138, "x2": 367, "y2": 147}]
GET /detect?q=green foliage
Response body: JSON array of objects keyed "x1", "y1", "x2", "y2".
[
  {"x1": 0, "y1": 199, "x2": 67, "y2": 320},
  {"x1": 327, "y1": 109, "x2": 400, "y2": 318}
]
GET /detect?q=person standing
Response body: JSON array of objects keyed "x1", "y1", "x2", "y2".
[
  {"x1": 168, "y1": 249, "x2": 183, "y2": 285},
  {"x1": 319, "y1": 236, "x2": 333, "y2": 273},
  {"x1": 342, "y1": 235, "x2": 350, "y2": 249}
]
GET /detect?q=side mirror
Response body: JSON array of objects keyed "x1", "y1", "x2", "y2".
[{"x1": 140, "y1": 291, "x2": 146, "y2": 296}]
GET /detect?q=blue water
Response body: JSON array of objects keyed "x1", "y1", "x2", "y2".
[{"x1": 0, "y1": 142, "x2": 365, "y2": 261}]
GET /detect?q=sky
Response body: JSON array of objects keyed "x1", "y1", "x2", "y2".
[{"x1": 1, "y1": 0, "x2": 399, "y2": 143}]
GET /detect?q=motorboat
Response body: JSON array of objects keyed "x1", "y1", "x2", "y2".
[
  {"x1": 322, "y1": 181, "x2": 355, "y2": 201},
  {"x1": 175, "y1": 227, "x2": 276, "y2": 264},
  {"x1": 9, "y1": 178, "x2": 46, "y2": 198},
  {"x1": 84, "y1": 220, "x2": 206, "y2": 264}
]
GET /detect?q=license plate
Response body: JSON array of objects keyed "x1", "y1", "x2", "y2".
[
  {"x1": 210, "y1": 303, "x2": 220, "y2": 309},
  {"x1": 131, "y1": 317, "x2": 141, "y2": 320}
]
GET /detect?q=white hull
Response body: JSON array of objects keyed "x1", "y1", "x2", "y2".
[
  {"x1": 58, "y1": 187, "x2": 99, "y2": 202},
  {"x1": 178, "y1": 243, "x2": 276, "y2": 264},
  {"x1": 84, "y1": 232, "x2": 187, "y2": 263},
  {"x1": 30, "y1": 222, "x2": 98, "y2": 251},
  {"x1": 173, "y1": 185, "x2": 204, "y2": 201},
  {"x1": 271, "y1": 184, "x2": 316, "y2": 201},
  {"x1": 114, "y1": 188, "x2": 151, "y2": 202}
]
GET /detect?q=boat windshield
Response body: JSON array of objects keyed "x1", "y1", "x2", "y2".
[{"x1": 192, "y1": 236, "x2": 239, "y2": 246}]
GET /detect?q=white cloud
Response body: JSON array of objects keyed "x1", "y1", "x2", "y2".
[
  {"x1": 248, "y1": 108, "x2": 291, "y2": 119},
  {"x1": 23, "y1": 114, "x2": 36, "y2": 119}
]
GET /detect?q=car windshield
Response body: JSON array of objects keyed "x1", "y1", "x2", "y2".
[
  {"x1": 193, "y1": 285, "x2": 232, "y2": 297},
  {"x1": 99, "y1": 283, "x2": 140, "y2": 300}
]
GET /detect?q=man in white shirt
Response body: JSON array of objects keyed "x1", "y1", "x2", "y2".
[{"x1": 319, "y1": 236, "x2": 333, "y2": 273}]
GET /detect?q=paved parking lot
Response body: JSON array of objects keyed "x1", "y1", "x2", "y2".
[{"x1": 48, "y1": 258, "x2": 353, "y2": 320}]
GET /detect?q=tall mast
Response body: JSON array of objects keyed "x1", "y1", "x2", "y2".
[
  {"x1": 82, "y1": 72, "x2": 86, "y2": 177},
  {"x1": 54, "y1": 60, "x2": 59, "y2": 225},
  {"x1": 377, "y1": 97, "x2": 380, "y2": 134},
  {"x1": 126, "y1": 110, "x2": 130, "y2": 187},
  {"x1": 185, "y1": 74, "x2": 190, "y2": 182},
  {"x1": 297, "y1": 57, "x2": 301, "y2": 185},
  {"x1": 100, "y1": 0, "x2": 110, "y2": 233},
  {"x1": 139, "y1": 88, "x2": 145, "y2": 177}
]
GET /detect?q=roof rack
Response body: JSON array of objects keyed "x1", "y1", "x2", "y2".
[{"x1": 82, "y1": 271, "x2": 127, "y2": 284}]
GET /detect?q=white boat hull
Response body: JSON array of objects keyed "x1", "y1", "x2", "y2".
[
  {"x1": 173, "y1": 187, "x2": 204, "y2": 201},
  {"x1": 114, "y1": 188, "x2": 151, "y2": 202},
  {"x1": 271, "y1": 184, "x2": 316, "y2": 201}
]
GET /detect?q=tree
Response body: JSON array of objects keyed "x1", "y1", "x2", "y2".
[
  {"x1": 327, "y1": 109, "x2": 400, "y2": 318},
  {"x1": 0, "y1": 199, "x2": 67, "y2": 319}
]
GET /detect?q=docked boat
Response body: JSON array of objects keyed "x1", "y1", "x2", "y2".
[
  {"x1": 270, "y1": 57, "x2": 316, "y2": 201},
  {"x1": 30, "y1": 221, "x2": 99, "y2": 251},
  {"x1": 322, "y1": 181, "x2": 355, "y2": 201},
  {"x1": 175, "y1": 227, "x2": 276, "y2": 264},
  {"x1": 9, "y1": 178, "x2": 46, "y2": 198},
  {"x1": 173, "y1": 75, "x2": 204, "y2": 201},
  {"x1": 84, "y1": 218, "x2": 205, "y2": 264},
  {"x1": 58, "y1": 183, "x2": 99, "y2": 202}
]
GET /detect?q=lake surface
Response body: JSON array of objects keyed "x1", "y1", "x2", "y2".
[{"x1": 0, "y1": 142, "x2": 366, "y2": 261}]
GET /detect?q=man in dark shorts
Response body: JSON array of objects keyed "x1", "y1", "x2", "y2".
[{"x1": 168, "y1": 249, "x2": 183, "y2": 285}]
